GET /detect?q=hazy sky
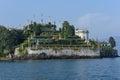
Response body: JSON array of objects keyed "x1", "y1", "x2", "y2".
[{"x1": 0, "y1": 0, "x2": 120, "y2": 39}]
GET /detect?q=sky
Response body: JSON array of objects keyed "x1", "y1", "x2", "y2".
[{"x1": 0, "y1": 0, "x2": 120, "y2": 39}]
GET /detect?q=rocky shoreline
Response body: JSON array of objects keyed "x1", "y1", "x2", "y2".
[
  {"x1": 14, "y1": 55, "x2": 101, "y2": 60},
  {"x1": 0, "y1": 47, "x2": 118, "y2": 61},
  {"x1": 0, "y1": 54, "x2": 119, "y2": 61},
  {"x1": 11, "y1": 47, "x2": 119, "y2": 60}
]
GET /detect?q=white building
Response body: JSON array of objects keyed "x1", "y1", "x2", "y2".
[{"x1": 75, "y1": 29, "x2": 89, "y2": 42}]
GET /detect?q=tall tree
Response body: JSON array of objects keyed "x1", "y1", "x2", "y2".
[
  {"x1": 0, "y1": 25, "x2": 9, "y2": 52},
  {"x1": 0, "y1": 25, "x2": 25, "y2": 55},
  {"x1": 109, "y1": 36, "x2": 116, "y2": 48},
  {"x1": 70, "y1": 25, "x2": 75, "y2": 36},
  {"x1": 6, "y1": 29, "x2": 25, "y2": 53},
  {"x1": 34, "y1": 25, "x2": 41, "y2": 36},
  {"x1": 61, "y1": 21, "x2": 75, "y2": 38}
]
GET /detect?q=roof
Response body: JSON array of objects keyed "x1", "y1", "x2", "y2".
[{"x1": 75, "y1": 29, "x2": 89, "y2": 33}]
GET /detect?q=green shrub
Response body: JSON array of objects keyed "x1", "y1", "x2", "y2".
[{"x1": 0, "y1": 51, "x2": 6, "y2": 57}]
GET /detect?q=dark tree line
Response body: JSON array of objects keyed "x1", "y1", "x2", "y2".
[{"x1": 0, "y1": 25, "x2": 25, "y2": 56}]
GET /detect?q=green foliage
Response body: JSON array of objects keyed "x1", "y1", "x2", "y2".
[
  {"x1": 109, "y1": 36, "x2": 116, "y2": 48},
  {"x1": 21, "y1": 40, "x2": 29, "y2": 48},
  {"x1": 34, "y1": 24, "x2": 41, "y2": 36},
  {"x1": 23, "y1": 22, "x2": 57, "y2": 37},
  {"x1": 89, "y1": 39, "x2": 98, "y2": 49},
  {"x1": 61, "y1": 21, "x2": 75, "y2": 38},
  {"x1": 0, "y1": 51, "x2": 6, "y2": 57},
  {"x1": 18, "y1": 48, "x2": 28, "y2": 56},
  {"x1": 0, "y1": 25, "x2": 25, "y2": 55},
  {"x1": 101, "y1": 46, "x2": 113, "y2": 51},
  {"x1": 6, "y1": 29, "x2": 25, "y2": 52},
  {"x1": 70, "y1": 25, "x2": 75, "y2": 36},
  {"x1": 0, "y1": 26, "x2": 9, "y2": 51}
]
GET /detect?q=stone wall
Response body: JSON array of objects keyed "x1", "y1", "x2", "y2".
[
  {"x1": 100, "y1": 50, "x2": 118, "y2": 57},
  {"x1": 14, "y1": 47, "x2": 118, "y2": 59},
  {"x1": 26, "y1": 47, "x2": 100, "y2": 57}
]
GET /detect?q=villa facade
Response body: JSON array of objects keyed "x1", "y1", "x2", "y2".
[{"x1": 75, "y1": 29, "x2": 89, "y2": 42}]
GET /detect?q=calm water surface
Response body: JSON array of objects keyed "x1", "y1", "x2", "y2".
[{"x1": 0, "y1": 58, "x2": 120, "y2": 80}]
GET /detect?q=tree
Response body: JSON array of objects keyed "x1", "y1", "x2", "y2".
[
  {"x1": 0, "y1": 25, "x2": 25, "y2": 56},
  {"x1": 0, "y1": 25, "x2": 9, "y2": 52},
  {"x1": 34, "y1": 25, "x2": 41, "y2": 36},
  {"x1": 5, "y1": 29, "x2": 25, "y2": 54},
  {"x1": 70, "y1": 25, "x2": 75, "y2": 36},
  {"x1": 109, "y1": 36, "x2": 116, "y2": 48},
  {"x1": 61, "y1": 21, "x2": 75, "y2": 38}
]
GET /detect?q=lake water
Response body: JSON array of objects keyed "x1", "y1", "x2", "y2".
[{"x1": 0, "y1": 58, "x2": 120, "y2": 80}]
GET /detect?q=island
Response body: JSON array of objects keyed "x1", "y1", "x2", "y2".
[{"x1": 0, "y1": 21, "x2": 118, "y2": 60}]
